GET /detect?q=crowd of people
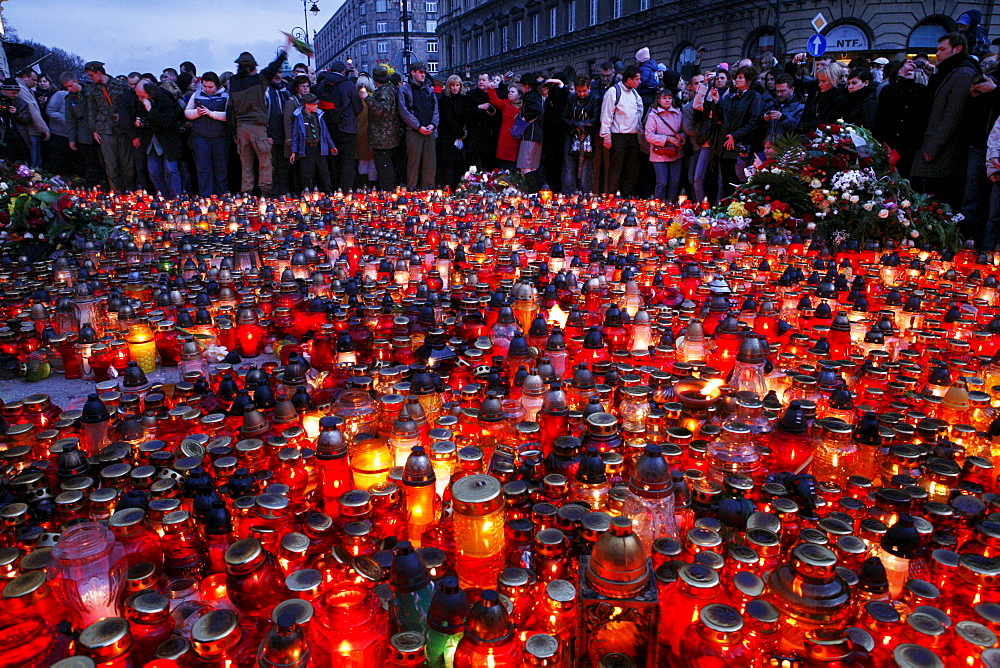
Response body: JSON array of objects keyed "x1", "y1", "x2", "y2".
[{"x1": 0, "y1": 12, "x2": 999, "y2": 247}]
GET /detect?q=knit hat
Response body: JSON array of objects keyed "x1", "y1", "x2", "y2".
[
  {"x1": 636, "y1": 47, "x2": 651, "y2": 63},
  {"x1": 300, "y1": 92, "x2": 318, "y2": 104},
  {"x1": 373, "y1": 65, "x2": 390, "y2": 84}
]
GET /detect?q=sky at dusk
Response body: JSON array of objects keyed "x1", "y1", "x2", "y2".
[{"x1": 2, "y1": 0, "x2": 345, "y2": 75}]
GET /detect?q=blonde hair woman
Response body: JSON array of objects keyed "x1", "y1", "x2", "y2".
[{"x1": 437, "y1": 74, "x2": 468, "y2": 188}]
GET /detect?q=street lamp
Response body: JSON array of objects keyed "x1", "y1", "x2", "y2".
[
  {"x1": 399, "y1": 0, "x2": 412, "y2": 74},
  {"x1": 301, "y1": 0, "x2": 320, "y2": 67}
]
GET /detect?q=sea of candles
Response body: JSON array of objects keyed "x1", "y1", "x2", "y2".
[{"x1": 0, "y1": 186, "x2": 997, "y2": 667}]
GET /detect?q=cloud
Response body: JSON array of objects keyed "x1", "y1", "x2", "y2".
[{"x1": 3, "y1": 0, "x2": 344, "y2": 75}]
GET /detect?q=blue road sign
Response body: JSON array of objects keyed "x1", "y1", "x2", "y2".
[{"x1": 807, "y1": 33, "x2": 828, "y2": 57}]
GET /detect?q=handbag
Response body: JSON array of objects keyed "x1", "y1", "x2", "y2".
[
  {"x1": 510, "y1": 112, "x2": 529, "y2": 140},
  {"x1": 652, "y1": 143, "x2": 680, "y2": 157},
  {"x1": 569, "y1": 133, "x2": 592, "y2": 155}
]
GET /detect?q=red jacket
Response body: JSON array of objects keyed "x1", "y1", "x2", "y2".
[{"x1": 487, "y1": 87, "x2": 521, "y2": 163}]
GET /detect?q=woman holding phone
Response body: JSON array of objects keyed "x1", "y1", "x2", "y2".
[{"x1": 184, "y1": 71, "x2": 229, "y2": 195}]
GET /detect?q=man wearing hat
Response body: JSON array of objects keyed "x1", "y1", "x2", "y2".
[
  {"x1": 871, "y1": 57, "x2": 889, "y2": 85},
  {"x1": 0, "y1": 78, "x2": 29, "y2": 162},
  {"x1": 316, "y1": 60, "x2": 363, "y2": 192},
  {"x1": 289, "y1": 92, "x2": 335, "y2": 193},
  {"x1": 84, "y1": 60, "x2": 138, "y2": 192},
  {"x1": 365, "y1": 65, "x2": 401, "y2": 190},
  {"x1": 957, "y1": 10, "x2": 990, "y2": 59},
  {"x1": 397, "y1": 61, "x2": 439, "y2": 190},
  {"x1": 227, "y1": 34, "x2": 293, "y2": 195}
]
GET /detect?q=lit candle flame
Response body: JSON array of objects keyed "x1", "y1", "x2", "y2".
[{"x1": 700, "y1": 378, "x2": 725, "y2": 397}]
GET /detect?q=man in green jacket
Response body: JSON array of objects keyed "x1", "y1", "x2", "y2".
[
  {"x1": 227, "y1": 36, "x2": 292, "y2": 195},
  {"x1": 84, "y1": 60, "x2": 138, "y2": 192}
]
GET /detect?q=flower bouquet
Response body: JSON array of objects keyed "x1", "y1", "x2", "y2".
[
  {"x1": 456, "y1": 167, "x2": 527, "y2": 197},
  {"x1": 715, "y1": 123, "x2": 962, "y2": 249},
  {"x1": 0, "y1": 162, "x2": 115, "y2": 259}
]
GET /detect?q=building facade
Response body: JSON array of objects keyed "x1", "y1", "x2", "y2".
[
  {"x1": 314, "y1": 0, "x2": 442, "y2": 75},
  {"x1": 437, "y1": 0, "x2": 996, "y2": 78}
]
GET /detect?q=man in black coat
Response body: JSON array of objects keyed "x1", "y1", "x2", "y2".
[
  {"x1": 465, "y1": 73, "x2": 499, "y2": 173},
  {"x1": 317, "y1": 61, "x2": 364, "y2": 192}
]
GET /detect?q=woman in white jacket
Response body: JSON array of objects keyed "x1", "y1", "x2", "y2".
[{"x1": 645, "y1": 88, "x2": 685, "y2": 201}]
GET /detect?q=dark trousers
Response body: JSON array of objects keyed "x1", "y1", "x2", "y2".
[
  {"x1": 330, "y1": 129, "x2": 357, "y2": 192},
  {"x1": 46, "y1": 134, "x2": 70, "y2": 175},
  {"x1": 193, "y1": 134, "x2": 229, "y2": 196},
  {"x1": 74, "y1": 142, "x2": 103, "y2": 186},
  {"x1": 298, "y1": 143, "x2": 331, "y2": 192},
  {"x1": 373, "y1": 148, "x2": 396, "y2": 191},
  {"x1": 270, "y1": 143, "x2": 290, "y2": 195},
  {"x1": 607, "y1": 133, "x2": 640, "y2": 197},
  {"x1": 593, "y1": 140, "x2": 612, "y2": 193}
]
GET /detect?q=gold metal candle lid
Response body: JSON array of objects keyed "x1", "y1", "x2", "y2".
[
  {"x1": 285, "y1": 568, "x2": 323, "y2": 594},
  {"x1": 451, "y1": 474, "x2": 503, "y2": 515},
  {"x1": 192, "y1": 609, "x2": 241, "y2": 657},
  {"x1": 585, "y1": 515, "x2": 650, "y2": 598},
  {"x1": 272, "y1": 598, "x2": 314, "y2": 625},
  {"x1": 51, "y1": 659, "x2": 96, "y2": 668},
  {"x1": 225, "y1": 537, "x2": 263, "y2": 567},
  {"x1": 893, "y1": 644, "x2": 943, "y2": 668},
  {"x1": 2, "y1": 571, "x2": 46, "y2": 598},
  {"x1": 78, "y1": 617, "x2": 131, "y2": 657},
  {"x1": 525, "y1": 633, "x2": 560, "y2": 661}
]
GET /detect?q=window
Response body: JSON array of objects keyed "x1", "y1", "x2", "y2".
[
  {"x1": 515, "y1": 20, "x2": 522, "y2": 47},
  {"x1": 612, "y1": 0, "x2": 621, "y2": 18},
  {"x1": 477, "y1": 34, "x2": 482, "y2": 58},
  {"x1": 425, "y1": 0, "x2": 437, "y2": 11},
  {"x1": 464, "y1": 39, "x2": 471, "y2": 62},
  {"x1": 427, "y1": 40, "x2": 438, "y2": 52},
  {"x1": 549, "y1": 6, "x2": 557, "y2": 38},
  {"x1": 426, "y1": 19, "x2": 437, "y2": 32},
  {"x1": 489, "y1": 30, "x2": 495, "y2": 55},
  {"x1": 501, "y1": 25, "x2": 508, "y2": 50},
  {"x1": 376, "y1": 21, "x2": 387, "y2": 32},
  {"x1": 428, "y1": 61, "x2": 439, "y2": 72},
  {"x1": 567, "y1": 0, "x2": 576, "y2": 31},
  {"x1": 377, "y1": 41, "x2": 389, "y2": 53},
  {"x1": 640, "y1": 0, "x2": 649, "y2": 8},
  {"x1": 531, "y1": 14, "x2": 539, "y2": 42},
  {"x1": 589, "y1": 0, "x2": 598, "y2": 26},
  {"x1": 361, "y1": 43, "x2": 369, "y2": 55},
  {"x1": 360, "y1": 2, "x2": 366, "y2": 14},
  {"x1": 376, "y1": 0, "x2": 387, "y2": 10},
  {"x1": 909, "y1": 18, "x2": 950, "y2": 50},
  {"x1": 360, "y1": 24, "x2": 368, "y2": 35}
]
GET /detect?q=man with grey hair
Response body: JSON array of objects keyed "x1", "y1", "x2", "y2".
[{"x1": 16, "y1": 68, "x2": 49, "y2": 168}]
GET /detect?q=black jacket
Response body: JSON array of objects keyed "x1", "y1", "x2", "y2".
[
  {"x1": 139, "y1": 91, "x2": 184, "y2": 161},
  {"x1": 437, "y1": 92, "x2": 467, "y2": 144},
  {"x1": 520, "y1": 88, "x2": 545, "y2": 144},
  {"x1": 873, "y1": 77, "x2": 928, "y2": 161},
  {"x1": 843, "y1": 85, "x2": 878, "y2": 130},
  {"x1": 563, "y1": 92, "x2": 601, "y2": 137},
  {"x1": 316, "y1": 71, "x2": 363, "y2": 134},
  {"x1": 803, "y1": 84, "x2": 848, "y2": 130},
  {"x1": 709, "y1": 89, "x2": 764, "y2": 157},
  {"x1": 464, "y1": 87, "x2": 499, "y2": 156}
]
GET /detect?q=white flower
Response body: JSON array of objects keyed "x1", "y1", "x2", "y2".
[
  {"x1": 953, "y1": 213, "x2": 965, "y2": 222},
  {"x1": 806, "y1": 222, "x2": 816, "y2": 231},
  {"x1": 0, "y1": 182, "x2": 8, "y2": 191},
  {"x1": 810, "y1": 179, "x2": 822, "y2": 188},
  {"x1": 901, "y1": 200, "x2": 910, "y2": 208},
  {"x1": 468, "y1": 166, "x2": 478, "y2": 174},
  {"x1": 205, "y1": 344, "x2": 229, "y2": 362},
  {"x1": 850, "y1": 195, "x2": 860, "y2": 204},
  {"x1": 878, "y1": 209, "x2": 890, "y2": 219},
  {"x1": 902, "y1": 220, "x2": 910, "y2": 227},
  {"x1": 827, "y1": 195, "x2": 836, "y2": 202},
  {"x1": 764, "y1": 184, "x2": 771, "y2": 190},
  {"x1": 863, "y1": 202, "x2": 874, "y2": 211},
  {"x1": 910, "y1": 230, "x2": 920, "y2": 238}
]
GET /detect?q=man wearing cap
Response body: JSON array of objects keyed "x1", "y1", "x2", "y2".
[
  {"x1": 85, "y1": 61, "x2": 139, "y2": 191},
  {"x1": 398, "y1": 61, "x2": 439, "y2": 191},
  {"x1": 957, "y1": 11, "x2": 990, "y2": 59},
  {"x1": 316, "y1": 61, "x2": 363, "y2": 192},
  {"x1": 0, "y1": 78, "x2": 29, "y2": 162},
  {"x1": 289, "y1": 92, "x2": 335, "y2": 193},
  {"x1": 871, "y1": 57, "x2": 889, "y2": 86},
  {"x1": 227, "y1": 35, "x2": 293, "y2": 196}
]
